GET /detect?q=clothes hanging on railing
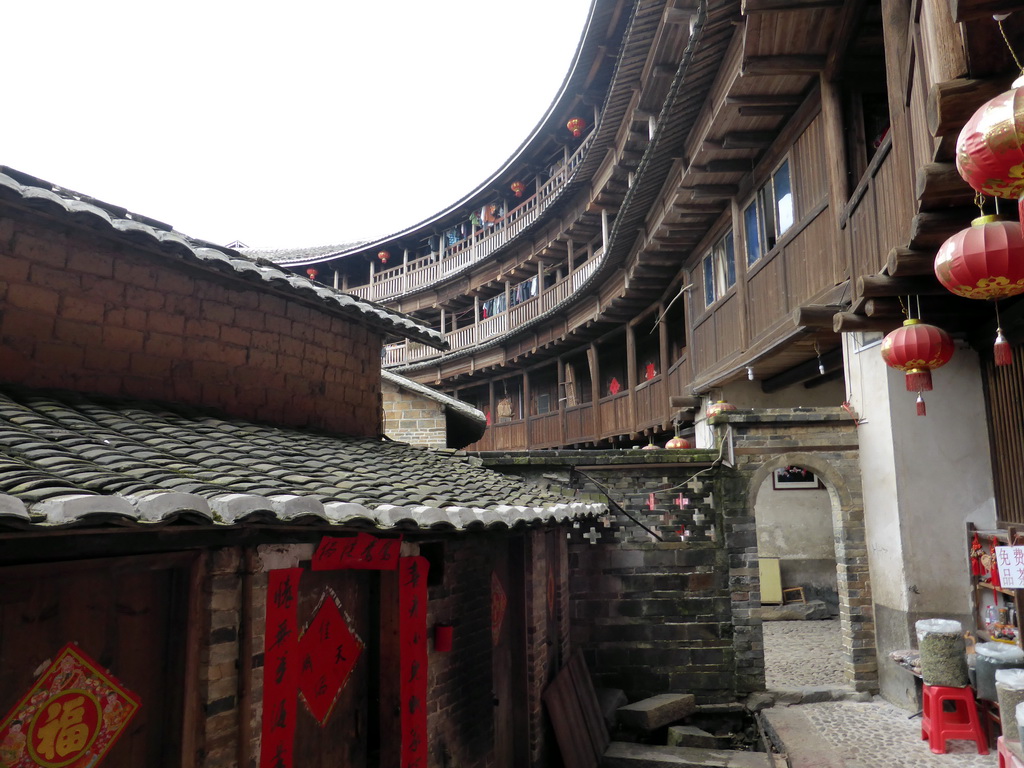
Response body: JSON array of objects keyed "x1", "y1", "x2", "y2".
[{"x1": 509, "y1": 276, "x2": 538, "y2": 307}]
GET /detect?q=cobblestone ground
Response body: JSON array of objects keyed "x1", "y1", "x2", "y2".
[
  {"x1": 763, "y1": 618, "x2": 845, "y2": 687},
  {"x1": 764, "y1": 619, "x2": 998, "y2": 767}
]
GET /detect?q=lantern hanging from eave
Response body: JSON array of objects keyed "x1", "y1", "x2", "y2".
[
  {"x1": 377, "y1": 250, "x2": 390, "y2": 265},
  {"x1": 510, "y1": 181, "x2": 525, "y2": 198},
  {"x1": 956, "y1": 76, "x2": 1024, "y2": 225},
  {"x1": 880, "y1": 319, "x2": 955, "y2": 415},
  {"x1": 935, "y1": 214, "x2": 1024, "y2": 365},
  {"x1": 566, "y1": 117, "x2": 586, "y2": 138},
  {"x1": 306, "y1": 268, "x2": 318, "y2": 281},
  {"x1": 666, "y1": 435, "x2": 691, "y2": 449}
]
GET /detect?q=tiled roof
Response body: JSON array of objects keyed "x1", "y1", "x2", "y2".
[
  {"x1": 0, "y1": 168, "x2": 445, "y2": 350},
  {"x1": 381, "y1": 371, "x2": 485, "y2": 426},
  {"x1": 242, "y1": 242, "x2": 369, "y2": 265},
  {"x1": 0, "y1": 387, "x2": 601, "y2": 531}
]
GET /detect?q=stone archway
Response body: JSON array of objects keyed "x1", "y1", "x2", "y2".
[{"x1": 720, "y1": 408, "x2": 877, "y2": 693}]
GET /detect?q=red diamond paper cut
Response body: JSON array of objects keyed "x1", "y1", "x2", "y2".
[
  {"x1": 0, "y1": 643, "x2": 140, "y2": 768},
  {"x1": 296, "y1": 589, "x2": 364, "y2": 725}
]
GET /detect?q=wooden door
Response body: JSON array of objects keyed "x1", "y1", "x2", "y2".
[
  {"x1": 290, "y1": 568, "x2": 372, "y2": 768},
  {"x1": 0, "y1": 554, "x2": 194, "y2": 767},
  {"x1": 491, "y1": 538, "x2": 527, "y2": 768}
]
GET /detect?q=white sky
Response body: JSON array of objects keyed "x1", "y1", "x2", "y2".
[{"x1": 4, "y1": 1, "x2": 593, "y2": 249}]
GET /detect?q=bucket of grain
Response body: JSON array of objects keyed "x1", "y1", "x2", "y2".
[{"x1": 916, "y1": 619, "x2": 968, "y2": 687}]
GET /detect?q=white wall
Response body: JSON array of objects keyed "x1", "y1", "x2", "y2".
[{"x1": 755, "y1": 477, "x2": 833, "y2": 559}]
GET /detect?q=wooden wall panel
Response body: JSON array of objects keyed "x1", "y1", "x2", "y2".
[
  {"x1": 633, "y1": 378, "x2": 666, "y2": 430},
  {"x1": 691, "y1": 319, "x2": 717, "y2": 374},
  {"x1": 714, "y1": 296, "x2": 743, "y2": 361},
  {"x1": 564, "y1": 405, "x2": 594, "y2": 443},
  {"x1": 746, "y1": 257, "x2": 786, "y2": 341},
  {"x1": 873, "y1": 153, "x2": 910, "y2": 268},
  {"x1": 986, "y1": 346, "x2": 1024, "y2": 525},
  {"x1": 792, "y1": 114, "x2": 829, "y2": 212},
  {"x1": 847, "y1": 191, "x2": 880, "y2": 288},
  {"x1": 783, "y1": 208, "x2": 837, "y2": 306}
]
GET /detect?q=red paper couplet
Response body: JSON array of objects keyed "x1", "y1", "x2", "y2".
[
  {"x1": 312, "y1": 533, "x2": 403, "y2": 571},
  {"x1": 399, "y1": 556, "x2": 429, "y2": 768},
  {"x1": 491, "y1": 572, "x2": 507, "y2": 647},
  {"x1": 296, "y1": 589, "x2": 364, "y2": 725},
  {"x1": 260, "y1": 568, "x2": 302, "y2": 768},
  {"x1": 0, "y1": 643, "x2": 141, "y2": 768}
]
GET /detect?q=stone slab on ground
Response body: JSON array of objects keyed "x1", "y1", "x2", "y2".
[
  {"x1": 759, "y1": 707, "x2": 846, "y2": 768},
  {"x1": 756, "y1": 601, "x2": 831, "y2": 621},
  {"x1": 618, "y1": 694, "x2": 697, "y2": 731},
  {"x1": 667, "y1": 725, "x2": 718, "y2": 749},
  {"x1": 602, "y1": 742, "x2": 773, "y2": 768}
]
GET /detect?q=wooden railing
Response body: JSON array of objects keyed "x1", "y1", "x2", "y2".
[
  {"x1": 633, "y1": 377, "x2": 665, "y2": 430},
  {"x1": 349, "y1": 132, "x2": 595, "y2": 303},
  {"x1": 383, "y1": 255, "x2": 601, "y2": 366}
]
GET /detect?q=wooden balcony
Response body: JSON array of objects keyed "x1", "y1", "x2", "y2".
[{"x1": 348, "y1": 133, "x2": 595, "y2": 303}]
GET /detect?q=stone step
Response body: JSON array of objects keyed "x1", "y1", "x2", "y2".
[
  {"x1": 602, "y1": 742, "x2": 773, "y2": 768},
  {"x1": 667, "y1": 725, "x2": 719, "y2": 750},
  {"x1": 618, "y1": 693, "x2": 697, "y2": 731},
  {"x1": 759, "y1": 707, "x2": 847, "y2": 768}
]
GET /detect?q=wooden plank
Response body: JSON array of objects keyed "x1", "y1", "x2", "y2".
[
  {"x1": 543, "y1": 663, "x2": 599, "y2": 768},
  {"x1": 568, "y1": 652, "x2": 611, "y2": 756},
  {"x1": 927, "y1": 77, "x2": 1014, "y2": 138},
  {"x1": 741, "y1": 55, "x2": 826, "y2": 75}
]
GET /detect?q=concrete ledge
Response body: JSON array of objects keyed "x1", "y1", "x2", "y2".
[
  {"x1": 759, "y1": 708, "x2": 847, "y2": 768},
  {"x1": 602, "y1": 741, "x2": 772, "y2": 767}
]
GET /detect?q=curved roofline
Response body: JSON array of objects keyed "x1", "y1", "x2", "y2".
[{"x1": 263, "y1": 0, "x2": 633, "y2": 268}]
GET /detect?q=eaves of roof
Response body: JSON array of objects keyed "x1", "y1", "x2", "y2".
[
  {"x1": 0, "y1": 168, "x2": 446, "y2": 351},
  {"x1": 0, "y1": 387, "x2": 601, "y2": 534}
]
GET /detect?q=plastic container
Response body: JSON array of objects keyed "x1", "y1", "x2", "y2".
[
  {"x1": 996, "y1": 668, "x2": 1024, "y2": 740},
  {"x1": 1017, "y1": 701, "x2": 1024, "y2": 746},
  {"x1": 916, "y1": 619, "x2": 968, "y2": 687},
  {"x1": 975, "y1": 642, "x2": 1024, "y2": 701}
]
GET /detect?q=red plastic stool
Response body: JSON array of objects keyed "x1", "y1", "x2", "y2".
[
  {"x1": 921, "y1": 684, "x2": 989, "y2": 755},
  {"x1": 998, "y1": 736, "x2": 1024, "y2": 768}
]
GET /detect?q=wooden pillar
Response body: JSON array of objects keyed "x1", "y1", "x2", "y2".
[
  {"x1": 333, "y1": 270, "x2": 339, "y2": 290},
  {"x1": 505, "y1": 281, "x2": 511, "y2": 315},
  {"x1": 658, "y1": 302, "x2": 669, "y2": 389},
  {"x1": 402, "y1": 249, "x2": 409, "y2": 293},
  {"x1": 626, "y1": 322, "x2": 637, "y2": 430},
  {"x1": 439, "y1": 308, "x2": 446, "y2": 336},
  {"x1": 648, "y1": 115, "x2": 657, "y2": 140},
  {"x1": 523, "y1": 371, "x2": 531, "y2": 436},
  {"x1": 601, "y1": 210, "x2": 610, "y2": 254},
  {"x1": 567, "y1": 239, "x2": 575, "y2": 273},
  {"x1": 474, "y1": 296, "x2": 480, "y2": 345},
  {"x1": 588, "y1": 343, "x2": 601, "y2": 440},
  {"x1": 820, "y1": 74, "x2": 852, "y2": 281}
]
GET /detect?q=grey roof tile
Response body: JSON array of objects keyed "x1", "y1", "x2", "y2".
[{"x1": 0, "y1": 388, "x2": 603, "y2": 532}]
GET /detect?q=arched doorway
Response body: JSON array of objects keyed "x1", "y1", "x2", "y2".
[{"x1": 748, "y1": 453, "x2": 876, "y2": 692}]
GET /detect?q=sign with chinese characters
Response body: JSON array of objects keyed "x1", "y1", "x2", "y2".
[
  {"x1": 995, "y1": 546, "x2": 1024, "y2": 589},
  {"x1": 0, "y1": 643, "x2": 140, "y2": 768},
  {"x1": 312, "y1": 533, "x2": 402, "y2": 571},
  {"x1": 260, "y1": 568, "x2": 302, "y2": 768},
  {"x1": 399, "y1": 556, "x2": 429, "y2": 768}
]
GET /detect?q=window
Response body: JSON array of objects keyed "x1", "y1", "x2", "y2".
[
  {"x1": 703, "y1": 231, "x2": 736, "y2": 307},
  {"x1": 744, "y1": 160, "x2": 794, "y2": 266}
]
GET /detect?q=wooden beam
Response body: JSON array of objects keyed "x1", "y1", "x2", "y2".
[
  {"x1": 927, "y1": 77, "x2": 1014, "y2": 137},
  {"x1": 690, "y1": 158, "x2": 756, "y2": 173},
  {"x1": 864, "y1": 298, "x2": 904, "y2": 317},
  {"x1": 886, "y1": 247, "x2": 936, "y2": 278},
  {"x1": 738, "y1": 105, "x2": 795, "y2": 117},
  {"x1": 725, "y1": 94, "x2": 804, "y2": 107},
  {"x1": 857, "y1": 274, "x2": 950, "y2": 298},
  {"x1": 742, "y1": 0, "x2": 842, "y2": 10},
  {"x1": 669, "y1": 396, "x2": 702, "y2": 409},
  {"x1": 916, "y1": 161, "x2": 974, "y2": 210},
  {"x1": 908, "y1": 209, "x2": 975, "y2": 249},
  {"x1": 792, "y1": 304, "x2": 845, "y2": 328},
  {"x1": 761, "y1": 348, "x2": 844, "y2": 393},
  {"x1": 833, "y1": 312, "x2": 902, "y2": 333},
  {"x1": 741, "y1": 55, "x2": 826, "y2": 76},
  {"x1": 721, "y1": 131, "x2": 776, "y2": 149},
  {"x1": 687, "y1": 184, "x2": 739, "y2": 199},
  {"x1": 953, "y1": 0, "x2": 1024, "y2": 22}
]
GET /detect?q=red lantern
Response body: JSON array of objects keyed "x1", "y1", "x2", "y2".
[
  {"x1": 935, "y1": 216, "x2": 1024, "y2": 300},
  {"x1": 641, "y1": 439, "x2": 661, "y2": 450},
  {"x1": 956, "y1": 77, "x2": 1024, "y2": 213},
  {"x1": 566, "y1": 117, "x2": 587, "y2": 138},
  {"x1": 706, "y1": 400, "x2": 736, "y2": 418},
  {"x1": 666, "y1": 436, "x2": 691, "y2": 449},
  {"x1": 880, "y1": 319, "x2": 954, "y2": 410},
  {"x1": 935, "y1": 215, "x2": 1024, "y2": 366},
  {"x1": 378, "y1": 250, "x2": 390, "y2": 265},
  {"x1": 510, "y1": 181, "x2": 525, "y2": 198},
  {"x1": 306, "y1": 268, "x2": 318, "y2": 280}
]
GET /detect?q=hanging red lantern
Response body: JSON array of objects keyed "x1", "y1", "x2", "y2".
[
  {"x1": 306, "y1": 268, "x2": 318, "y2": 280},
  {"x1": 956, "y1": 76, "x2": 1024, "y2": 218},
  {"x1": 880, "y1": 320, "x2": 954, "y2": 415},
  {"x1": 377, "y1": 250, "x2": 390, "y2": 265},
  {"x1": 934, "y1": 215, "x2": 1024, "y2": 366},
  {"x1": 706, "y1": 400, "x2": 736, "y2": 418},
  {"x1": 665, "y1": 436, "x2": 691, "y2": 449},
  {"x1": 510, "y1": 181, "x2": 525, "y2": 198},
  {"x1": 641, "y1": 438, "x2": 661, "y2": 450},
  {"x1": 566, "y1": 117, "x2": 587, "y2": 138}
]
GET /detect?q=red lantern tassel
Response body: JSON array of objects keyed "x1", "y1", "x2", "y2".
[
  {"x1": 915, "y1": 393, "x2": 926, "y2": 416},
  {"x1": 995, "y1": 328, "x2": 1012, "y2": 366},
  {"x1": 905, "y1": 369, "x2": 933, "y2": 392}
]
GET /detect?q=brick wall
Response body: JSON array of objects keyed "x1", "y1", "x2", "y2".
[
  {"x1": 202, "y1": 547, "x2": 245, "y2": 768},
  {"x1": 480, "y1": 451, "x2": 749, "y2": 705},
  {"x1": 382, "y1": 380, "x2": 447, "y2": 448},
  {"x1": 0, "y1": 208, "x2": 382, "y2": 436}
]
